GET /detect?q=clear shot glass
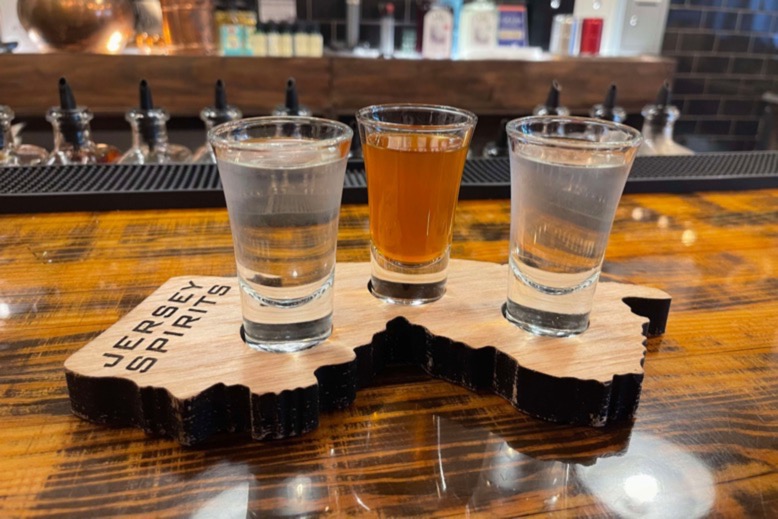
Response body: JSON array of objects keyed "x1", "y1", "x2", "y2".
[
  {"x1": 504, "y1": 116, "x2": 642, "y2": 337},
  {"x1": 210, "y1": 116, "x2": 352, "y2": 352}
]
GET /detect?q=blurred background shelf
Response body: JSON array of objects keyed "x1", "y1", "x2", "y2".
[{"x1": 0, "y1": 53, "x2": 675, "y2": 117}]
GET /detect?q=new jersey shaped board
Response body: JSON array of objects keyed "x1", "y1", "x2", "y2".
[{"x1": 64, "y1": 260, "x2": 671, "y2": 445}]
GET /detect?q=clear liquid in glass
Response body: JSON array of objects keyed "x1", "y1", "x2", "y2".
[
  {"x1": 506, "y1": 148, "x2": 630, "y2": 336},
  {"x1": 217, "y1": 143, "x2": 347, "y2": 352}
]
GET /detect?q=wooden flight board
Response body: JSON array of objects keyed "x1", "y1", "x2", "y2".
[{"x1": 64, "y1": 260, "x2": 671, "y2": 446}]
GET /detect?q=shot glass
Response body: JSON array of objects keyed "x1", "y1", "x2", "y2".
[
  {"x1": 356, "y1": 104, "x2": 477, "y2": 305},
  {"x1": 209, "y1": 116, "x2": 352, "y2": 352},
  {"x1": 504, "y1": 116, "x2": 642, "y2": 337}
]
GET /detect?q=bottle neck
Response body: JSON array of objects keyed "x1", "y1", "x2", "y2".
[
  {"x1": 126, "y1": 109, "x2": 170, "y2": 151},
  {"x1": 200, "y1": 106, "x2": 242, "y2": 133},
  {"x1": 641, "y1": 105, "x2": 680, "y2": 143},
  {"x1": 53, "y1": 121, "x2": 96, "y2": 152},
  {"x1": 0, "y1": 121, "x2": 13, "y2": 152},
  {"x1": 641, "y1": 119, "x2": 676, "y2": 142},
  {"x1": 0, "y1": 106, "x2": 15, "y2": 152},
  {"x1": 47, "y1": 108, "x2": 96, "y2": 152}
]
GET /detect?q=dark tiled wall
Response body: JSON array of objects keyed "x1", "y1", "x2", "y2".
[{"x1": 662, "y1": 0, "x2": 778, "y2": 151}]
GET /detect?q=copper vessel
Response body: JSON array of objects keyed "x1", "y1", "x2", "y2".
[{"x1": 18, "y1": 0, "x2": 135, "y2": 54}]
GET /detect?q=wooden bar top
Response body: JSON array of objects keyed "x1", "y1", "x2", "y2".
[
  {"x1": 1, "y1": 190, "x2": 776, "y2": 517},
  {"x1": 0, "y1": 53, "x2": 675, "y2": 117}
]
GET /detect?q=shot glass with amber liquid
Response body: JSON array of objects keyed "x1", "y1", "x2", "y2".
[{"x1": 356, "y1": 104, "x2": 477, "y2": 304}]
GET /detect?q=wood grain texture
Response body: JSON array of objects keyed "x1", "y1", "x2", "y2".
[
  {"x1": 1, "y1": 191, "x2": 776, "y2": 517},
  {"x1": 64, "y1": 262, "x2": 670, "y2": 444},
  {"x1": 331, "y1": 56, "x2": 676, "y2": 115},
  {"x1": 0, "y1": 53, "x2": 674, "y2": 117}
]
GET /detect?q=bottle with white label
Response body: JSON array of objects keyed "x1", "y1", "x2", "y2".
[
  {"x1": 249, "y1": 22, "x2": 267, "y2": 57},
  {"x1": 278, "y1": 21, "x2": 294, "y2": 57},
  {"x1": 266, "y1": 21, "x2": 281, "y2": 57},
  {"x1": 293, "y1": 21, "x2": 309, "y2": 57},
  {"x1": 459, "y1": 0, "x2": 498, "y2": 59},
  {"x1": 422, "y1": 2, "x2": 453, "y2": 59},
  {"x1": 380, "y1": 3, "x2": 396, "y2": 58}
]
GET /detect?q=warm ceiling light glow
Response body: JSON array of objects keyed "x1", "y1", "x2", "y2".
[{"x1": 105, "y1": 31, "x2": 124, "y2": 53}]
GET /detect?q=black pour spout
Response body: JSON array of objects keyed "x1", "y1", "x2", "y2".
[
  {"x1": 138, "y1": 79, "x2": 160, "y2": 146},
  {"x1": 59, "y1": 77, "x2": 77, "y2": 110},
  {"x1": 545, "y1": 80, "x2": 561, "y2": 110},
  {"x1": 212, "y1": 79, "x2": 234, "y2": 125},
  {"x1": 215, "y1": 79, "x2": 227, "y2": 110},
  {"x1": 655, "y1": 80, "x2": 672, "y2": 108},
  {"x1": 57, "y1": 77, "x2": 88, "y2": 148},
  {"x1": 285, "y1": 78, "x2": 300, "y2": 116},
  {"x1": 603, "y1": 83, "x2": 617, "y2": 111},
  {"x1": 594, "y1": 83, "x2": 619, "y2": 120}
]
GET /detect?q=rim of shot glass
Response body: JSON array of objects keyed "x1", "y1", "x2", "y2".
[
  {"x1": 355, "y1": 103, "x2": 478, "y2": 133},
  {"x1": 208, "y1": 115, "x2": 353, "y2": 152},
  {"x1": 506, "y1": 115, "x2": 643, "y2": 151}
]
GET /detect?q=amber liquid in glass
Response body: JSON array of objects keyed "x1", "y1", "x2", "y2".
[{"x1": 364, "y1": 132, "x2": 468, "y2": 264}]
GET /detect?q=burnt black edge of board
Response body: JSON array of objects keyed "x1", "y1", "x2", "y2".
[{"x1": 65, "y1": 291, "x2": 670, "y2": 446}]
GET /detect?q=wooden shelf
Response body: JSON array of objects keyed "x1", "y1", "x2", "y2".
[{"x1": 0, "y1": 53, "x2": 675, "y2": 117}]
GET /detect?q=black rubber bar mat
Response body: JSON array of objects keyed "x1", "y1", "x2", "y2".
[{"x1": 1, "y1": 152, "x2": 777, "y2": 213}]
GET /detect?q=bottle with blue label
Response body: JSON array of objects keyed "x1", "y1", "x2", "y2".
[
  {"x1": 218, "y1": 0, "x2": 250, "y2": 56},
  {"x1": 497, "y1": 3, "x2": 528, "y2": 48}
]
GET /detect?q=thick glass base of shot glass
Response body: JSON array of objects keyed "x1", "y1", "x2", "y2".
[
  {"x1": 242, "y1": 316, "x2": 332, "y2": 353},
  {"x1": 369, "y1": 244, "x2": 448, "y2": 305},
  {"x1": 238, "y1": 274, "x2": 334, "y2": 353},
  {"x1": 504, "y1": 257, "x2": 597, "y2": 337},
  {"x1": 503, "y1": 301, "x2": 589, "y2": 337}
]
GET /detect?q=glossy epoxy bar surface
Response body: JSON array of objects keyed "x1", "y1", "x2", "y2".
[{"x1": 0, "y1": 191, "x2": 776, "y2": 517}]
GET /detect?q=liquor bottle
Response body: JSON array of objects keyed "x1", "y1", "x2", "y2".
[
  {"x1": 278, "y1": 21, "x2": 294, "y2": 57},
  {"x1": 0, "y1": 105, "x2": 48, "y2": 166},
  {"x1": 380, "y1": 3, "x2": 396, "y2": 58},
  {"x1": 482, "y1": 118, "x2": 509, "y2": 158},
  {"x1": 579, "y1": 18, "x2": 603, "y2": 55},
  {"x1": 272, "y1": 78, "x2": 313, "y2": 116},
  {"x1": 533, "y1": 81, "x2": 570, "y2": 116},
  {"x1": 118, "y1": 80, "x2": 192, "y2": 165},
  {"x1": 217, "y1": 0, "x2": 248, "y2": 56},
  {"x1": 346, "y1": 0, "x2": 361, "y2": 49},
  {"x1": 590, "y1": 84, "x2": 626, "y2": 123},
  {"x1": 439, "y1": 0, "x2": 463, "y2": 58},
  {"x1": 422, "y1": 1, "x2": 454, "y2": 59},
  {"x1": 549, "y1": 14, "x2": 579, "y2": 56},
  {"x1": 416, "y1": 0, "x2": 432, "y2": 52},
  {"x1": 220, "y1": 0, "x2": 257, "y2": 55},
  {"x1": 497, "y1": 3, "x2": 528, "y2": 48},
  {"x1": 266, "y1": 21, "x2": 281, "y2": 57},
  {"x1": 293, "y1": 21, "x2": 309, "y2": 57},
  {"x1": 193, "y1": 80, "x2": 243, "y2": 163},
  {"x1": 249, "y1": 21, "x2": 267, "y2": 56},
  {"x1": 638, "y1": 81, "x2": 694, "y2": 156},
  {"x1": 159, "y1": 0, "x2": 216, "y2": 55},
  {"x1": 46, "y1": 78, "x2": 121, "y2": 165},
  {"x1": 459, "y1": 0, "x2": 498, "y2": 59}
]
